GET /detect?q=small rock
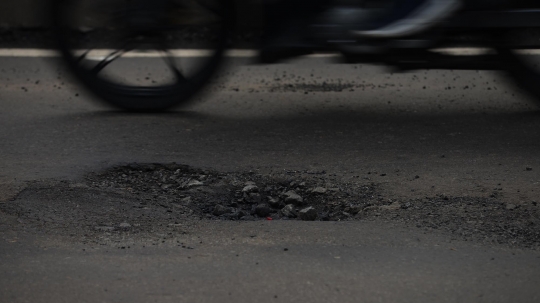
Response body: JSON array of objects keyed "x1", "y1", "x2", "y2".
[
  {"x1": 224, "y1": 210, "x2": 244, "y2": 220},
  {"x1": 119, "y1": 223, "x2": 131, "y2": 228},
  {"x1": 186, "y1": 180, "x2": 204, "y2": 188},
  {"x1": 311, "y1": 187, "x2": 327, "y2": 194},
  {"x1": 180, "y1": 196, "x2": 192, "y2": 204},
  {"x1": 380, "y1": 202, "x2": 401, "y2": 211},
  {"x1": 506, "y1": 204, "x2": 517, "y2": 210},
  {"x1": 269, "y1": 213, "x2": 281, "y2": 220},
  {"x1": 526, "y1": 167, "x2": 533, "y2": 171},
  {"x1": 329, "y1": 211, "x2": 350, "y2": 221},
  {"x1": 213, "y1": 204, "x2": 232, "y2": 216},
  {"x1": 244, "y1": 192, "x2": 262, "y2": 204},
  {"x1": 95, "y1": 226, "x2": 114, "y2": 231},
  {"x1": 280, "y1": 204, "x2": 297, "y2": 218},
  {"x1": 69, "y1": 183, "x2": 88, "y2": 189},
  {"x1": 267, "y1": 196, "x2": 282, "y2": 208},
  {"x1": 283, "y1": 191, "x2": 304, "y2": 205},
  {"x1": 255, "y1": 204, "x2": 272, "y2": 217},
  {"x1": 320, "y1": 212, "x2": 330, "y2": 221},
  {"x1": 348, "y1": 205, "x2": 362, "y2": 215},
  {"x1": 298, "y1": 207, "x2": 318, "y2": 221},
  {"x1": 242, "y1": 184, "x2": 259, "y2": 193}
]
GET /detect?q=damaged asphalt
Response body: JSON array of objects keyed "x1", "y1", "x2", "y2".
[{"x1": 1, "y1": 54, "x2": 540, "y2": 302}]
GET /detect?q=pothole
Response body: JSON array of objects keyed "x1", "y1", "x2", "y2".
[
  {"x1": 1, "y1": 163, "x2": 539, "y2": 249},
  {"x1": 85, "y1": 163, "x2": 378, "y2": 222}
]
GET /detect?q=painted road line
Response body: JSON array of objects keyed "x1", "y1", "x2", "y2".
[
  {"x1": 0, "y1": 49, "x2": 256, "y2": 58},
  {"x1": 1, "y1": 48, "x2": 540, "y2": 58},
  {"x1": 0, "y1": 48, "x2": 342, "y2": 59}
]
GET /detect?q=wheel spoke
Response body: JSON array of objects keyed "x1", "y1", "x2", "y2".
[
  {"x1": 89, "y1": 35, "x2": 138, "y2": 73},
  {"x1": 73, "y1": 26, "x2": 133, "y2": 67},
  {"x1": 91, "y1": 48, "x2": 125, "y2": 73},
  {"x1": 76, "y1": 49, "x2": 91, "y2": 63},
  {"x1": 160, "y1": 47, "x2": 188, "y2": 82}
]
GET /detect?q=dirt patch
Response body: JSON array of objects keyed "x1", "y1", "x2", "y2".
[{"x1": 0, "y1": 163, "x2": 539, "y2": 249}]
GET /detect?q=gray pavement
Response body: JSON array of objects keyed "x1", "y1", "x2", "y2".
[{"x1": 1, "y1": 54, "x2": 540, "y2": 302}]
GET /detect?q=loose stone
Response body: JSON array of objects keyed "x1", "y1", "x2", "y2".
[
  {"x1": 280, "y1": 204, "x2": 297, "y2": 218},
  {"x1": 380, "y1": 202, "x2": 401, "y2": 211},
  {"x1": 267, "y1": 196, "x2": 282, "y2": 208},
  {"x1": 298, "y1": 207, "x2": 318, "y2": 221},
  {"x1": 242, "y1": 184, "x2": 259, "y2": 193},
  {"x1": 213, "y1": 205, "x2": 232, "y2": 216},
  {"x1": 311, "y1": 187, "x2": 327, "y2": 194},
  {"x1": 186, "y1": 180, "x2": 204, "y2": 188},
  {"x1": 506, "y1": 204, "x2": 517, "y2": 210},
  {"x1": 95, "y1": 226, "x2": 115, "y2": 231},
  {"x1": 255, "y1": 204, "x2": 272, "y2": 217},
  {"x1": 244, "y1": 192, "x2": 262, "y2": 204},
  {"x1": 283, "y1": 190, "x2": 304, "y2": 205}
]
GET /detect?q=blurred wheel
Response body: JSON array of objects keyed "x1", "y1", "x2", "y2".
[
  {"x1": 499, "y1": 28, "x2": 540, "y2": 107},
  {"x1": 52, "y1": 0, "x2": 233, "y2": 111}
]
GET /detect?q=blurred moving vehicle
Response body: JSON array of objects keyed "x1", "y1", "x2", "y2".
[{"x1": 51, "y1": 0, "x2": 540, "y2": 111}]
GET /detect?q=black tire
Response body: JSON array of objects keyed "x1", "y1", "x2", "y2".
[
  {"x1": 52, "y1": 0, "x2": 233, "y2": 111},
  {"x1": 499, "y1": 46, "x2": 540, "y2": 107}
]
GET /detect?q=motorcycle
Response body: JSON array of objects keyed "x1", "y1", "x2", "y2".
[{"x1": 50, "y1": 0, "x2": 540, "y2": 111}]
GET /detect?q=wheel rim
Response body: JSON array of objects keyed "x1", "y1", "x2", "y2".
[{"x1": 54, "y1": 0, "x2": 229, "y2": 101}]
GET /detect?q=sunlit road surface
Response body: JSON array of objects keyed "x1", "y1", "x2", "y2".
[{"x1": 1, "y1": 49, "x2": 540, "y2": 303}]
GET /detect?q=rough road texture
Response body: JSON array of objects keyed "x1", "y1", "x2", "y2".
[
  {"x1": 2, "y1": 55, "x2": 540, "y2": 302},
  {"x1": 1, "y1": 163, "x2": 538, "y2": 250}
]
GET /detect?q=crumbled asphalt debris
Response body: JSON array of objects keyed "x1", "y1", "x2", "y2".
[
  {"x1": 1, "y1": 163, "x2": 539, "y2": 249},
  {"x1": 280, "y1": 204, "x2": 297, "y2": 218},
  {"x1": 298, "y1": 206, "x2": 318, "y2": 221},
  {"x1": 270, "y1": 83, "x2": 358, "y2": 93},
  {"x1": 82, "y1": 163, "x2": 375, "y2": 223}
]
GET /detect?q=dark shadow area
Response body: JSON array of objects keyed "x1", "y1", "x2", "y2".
[{"x1": 38, "y1": 107, "x2": 540, "y2": 163}]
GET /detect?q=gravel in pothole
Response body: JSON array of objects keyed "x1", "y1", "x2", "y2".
[
  {"x1": 82, "y1": 163, "x2": 376, "y2": 222},
  {"x1": 1, "y1": 163, "x2": 539, "y2": 249}
]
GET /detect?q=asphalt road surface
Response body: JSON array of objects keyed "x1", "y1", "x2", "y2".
[{"x1": 1, "y1": 52, "x2": 540, "y2": 303}]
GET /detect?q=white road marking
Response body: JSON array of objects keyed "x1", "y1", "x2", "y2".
[
  {"x1": 432, "y1": 48, "x2": 494, "y2": 56},
  {"x1": 0, "y1": 48, "x2": 343, "y2": 59},
  {"x1": 1, "y1": 48, "x2": 540, "y2": 58},
  {"x1": 433, "y1": 48, "x2": 540, "y2": 55},
  {"x1": 0, "y1": 49, "x2": 254, "y2": 58},
  {"x1": 0, "y1": 49, "x2": 60, "y2": 57}
]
